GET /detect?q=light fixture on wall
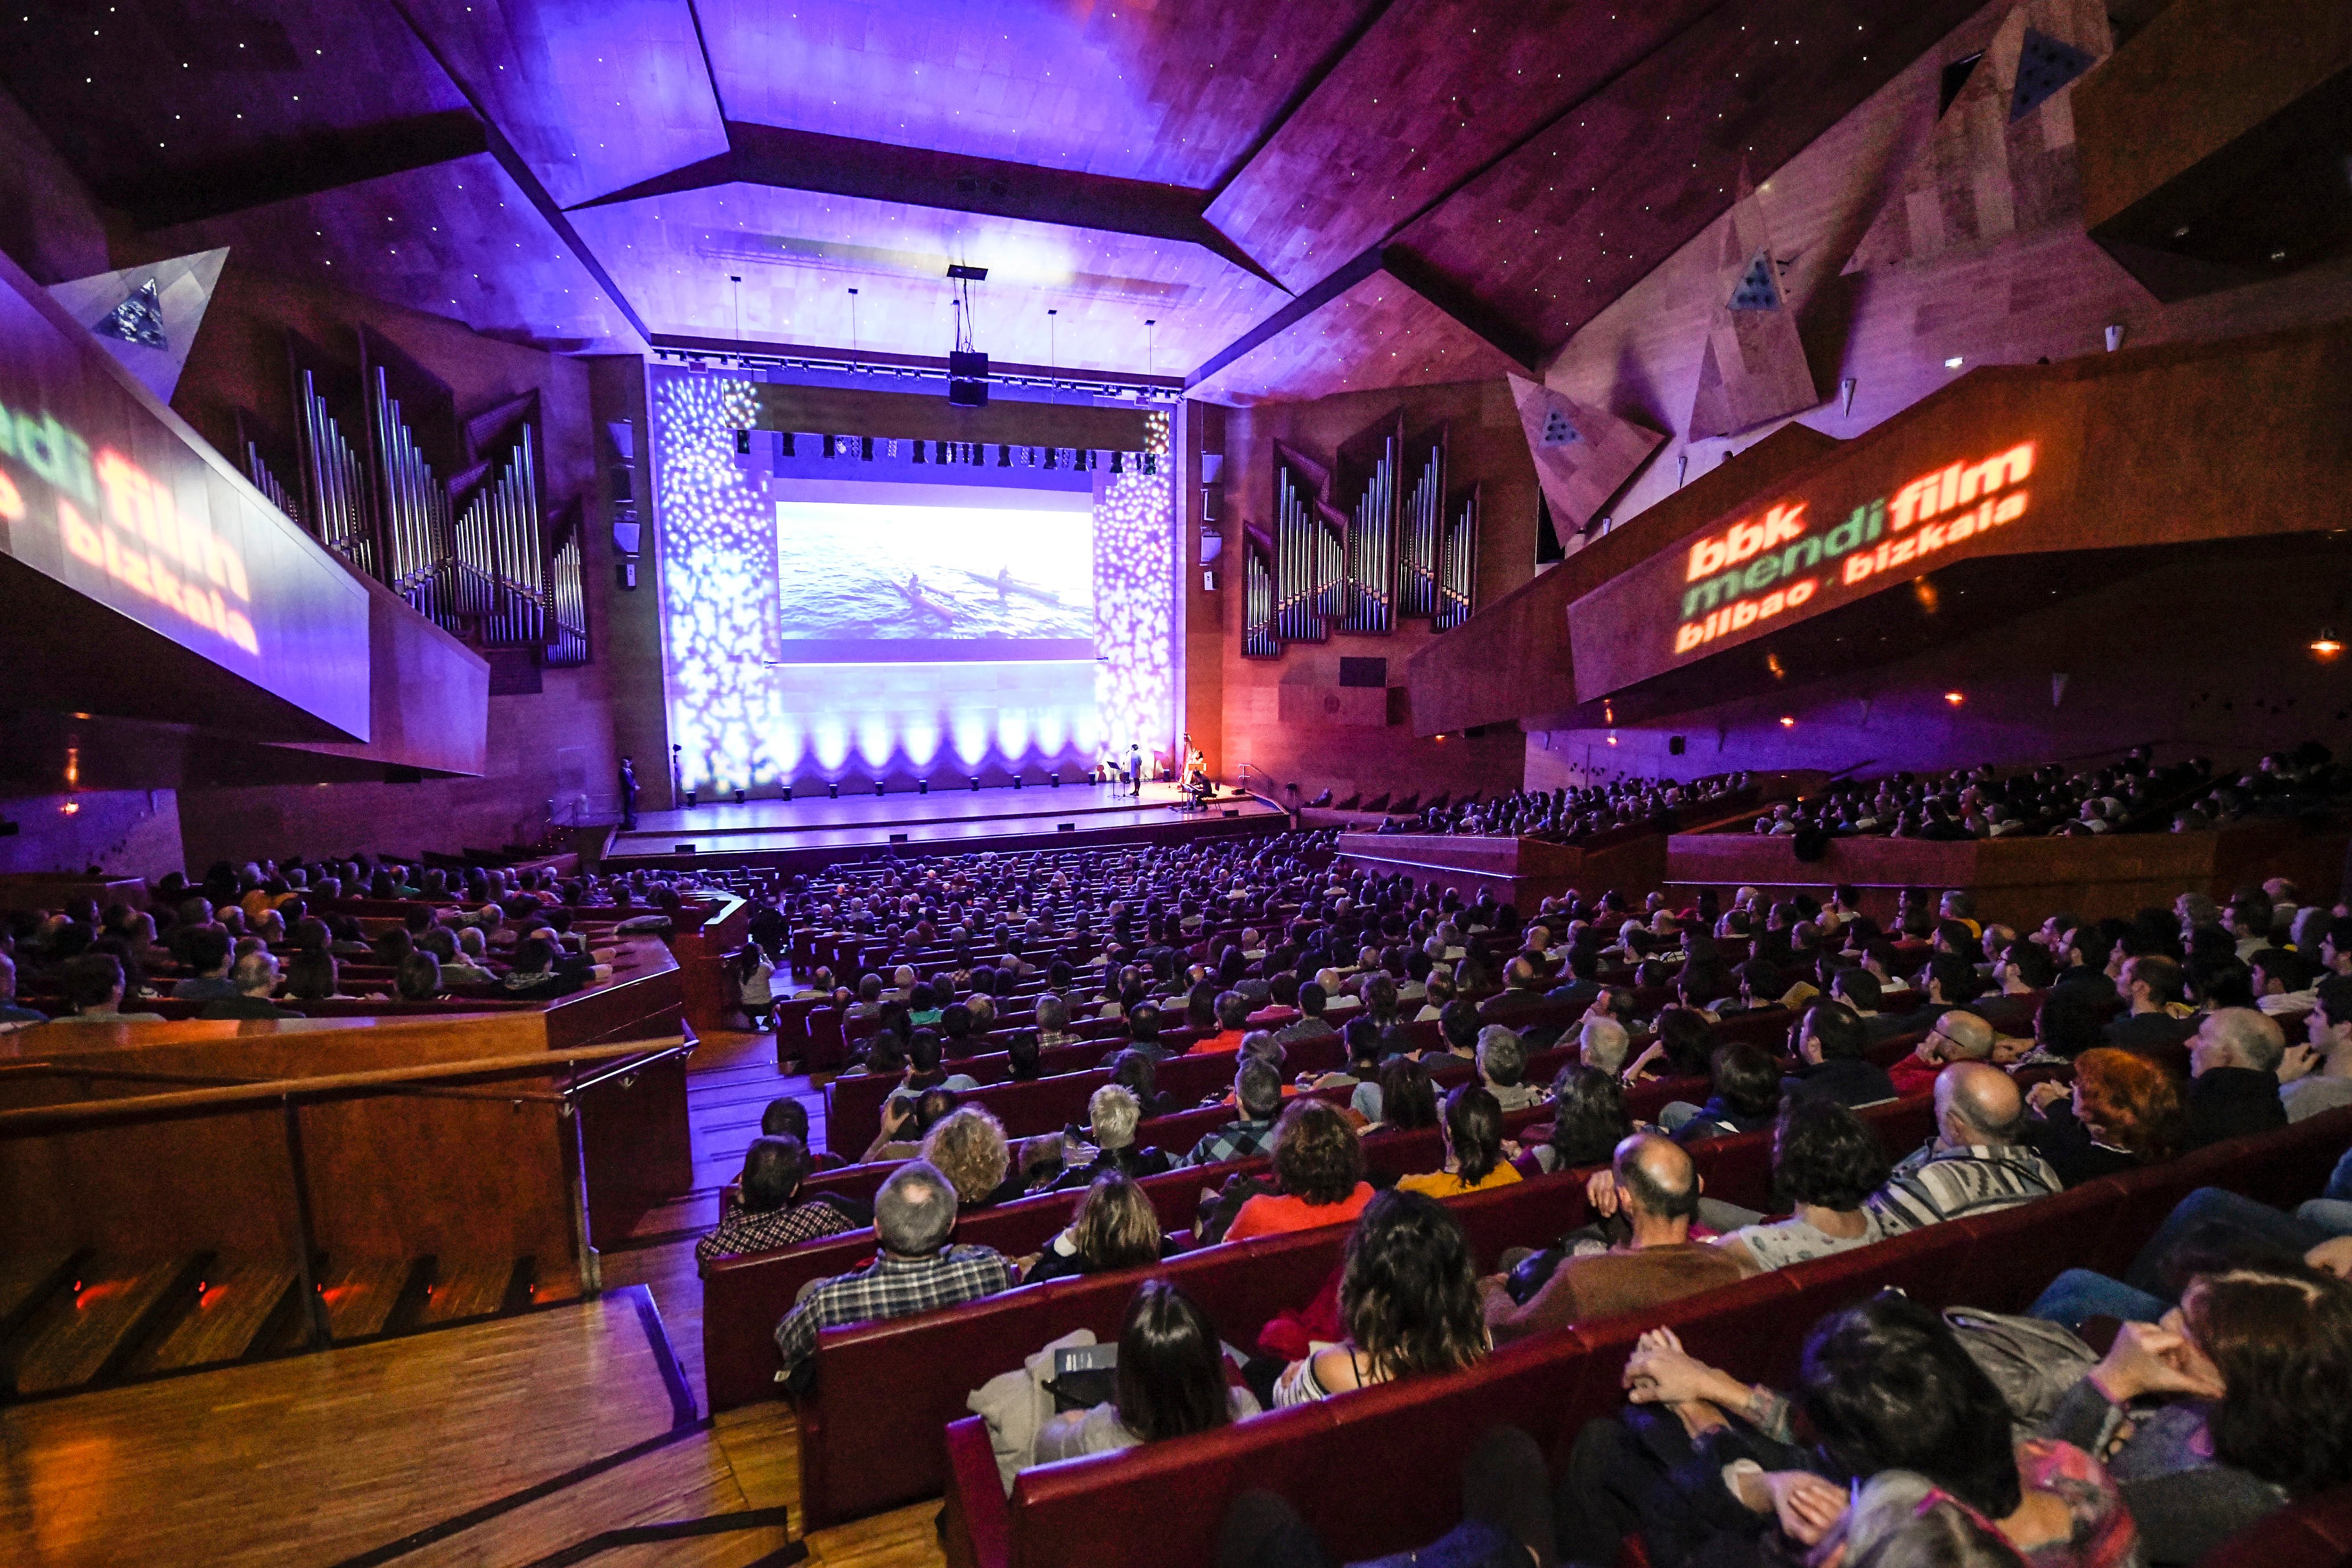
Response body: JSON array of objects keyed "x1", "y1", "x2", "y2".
[
  {"x1": 2313, "y1": 628, "x2": 2343, "y2": 660},
  {"x1": 1778, "y1": 716, "x2": 1796, "y2": 729}
]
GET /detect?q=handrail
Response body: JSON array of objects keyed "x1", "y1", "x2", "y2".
[
  {"x1": 0, "y1": 1035, "x2": 691, "y2": 1137},
  {"x1": 0, "y1": 1060, "x2": 574, "y2": 1106},
  {"x1": 558, "y1": 1035, "x2": 697, "y2": 1098}
]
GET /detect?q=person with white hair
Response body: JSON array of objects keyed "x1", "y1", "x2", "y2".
[
  {"x1": 1475, "y1": 1026, "x2": 1541, "y2": 1111},
  {"x1": 1579, "y1": 1014, "x2": 1631, "y2": 1078}
]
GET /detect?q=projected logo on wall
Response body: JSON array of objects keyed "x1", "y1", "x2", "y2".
[
  {"x1": 0, "y1": 398, "x2": 260, "y2": 654},
  {"x1": 1672, "y1": 441, "x2": 2034, "y2": 656}
]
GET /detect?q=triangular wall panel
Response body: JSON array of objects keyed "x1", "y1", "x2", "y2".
[
  {"x1": 1846, "y1": 0, "x2": 2113, "y2": 273},
  {"x1": 46, "y1": 248, "x2": 230, "y2": 406},
  {"x1": 1686, "y1": 178, "x2": 1818, "y2": 440},
  {"x1": 1508, "y1": 374, "x2": 1663, "y2": 534}
]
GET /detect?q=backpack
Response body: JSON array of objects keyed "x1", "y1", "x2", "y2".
[{"x1": 1941, "y1": 1305, "x2": 2099, "y2": 1431}]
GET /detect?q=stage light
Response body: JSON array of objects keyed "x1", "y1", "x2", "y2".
[
  {"x1": 1013, "y1": 774, "x2": 1024, "y2": 789},
  {"x1": 1044, "y1": 447, "x2": 1057, "y2": 469},
  {"x1": 1944, "y1": 691, "x2": 1966, "y2": 706},
  {"x1": 875, "y1": 779, "x2": 886, "y2": 796},
  {"x1": 685, "y1": 789, "x2": 699, "y2": 807},
  {"x1": 934, "y1": 441, "x2": 948, "y2": 464},
  {"x1": 1110, "y1": 451, "x2": 1124, "y2": 474},
  {"x1": 918, "y1": 779, "x2": 929, "y2": 794},
  {"x1": 1142, "y1": 452, "x2": 1156, "y2": 475},
  {"x1": 1606, "y1": 733, "x2": 1618, "y2": 745},
  {"x1": 733, "y1": 787, "x2": 746, "y2": 804},
  {"x1": 781, "y1": 785, "x2": 793, "y2": 802},
  {"x1": 860, "y1": 435, "x2": 873, "y2": 460},
  {"x1": 780, "y1": 432, "x2": 795, "y2": 458},
  {"x1": 998, "y1": 444, "x2": 1010, "y2": 466},
  {"x1": 1778, "y1": 716, "x2": 1796, "y2": 729},
  {"x1": 913, "y1": 440, "x2": 925, "y2": 464},
  {"x1": 828, "y1": 782, "x2": 840, "y2": 799},
  {"x1": 1050, "y1": 771, "x2": 1060, "y2": 786},
  {"x1": 2314, "y1": 629, "x2": 2343, "y2": 659},
  {"x1": 970, "y1": 776, "x2": 981, "y2": 791},
  {"x1": 734, "y1": 429, "x2": 750, "y2": 455}
]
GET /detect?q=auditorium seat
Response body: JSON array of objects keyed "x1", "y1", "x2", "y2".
[{"x1": 940, "y1": 1106, "x2": 2352, "y2": 1568}]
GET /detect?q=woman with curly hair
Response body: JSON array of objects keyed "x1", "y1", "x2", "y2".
[
  {"x1": 1714, "y1": 1096, "x2": 1889, "y2": 1272},
  {"x1": 2021, "y1": 1046, "x2": 2185, "y2": 1185},
  {"x1": 1226, "y1": 1100, "x2": 1374, "y2": 1242},
  {"x1": 1524, "y1": 1064, "x2": 1631, "y2": 1174},
  {"x1": 919, "y1": 1105, "x2": 1016, "y2": 1208},
  {"x1": 1270, "y1": 1189, "x2": 1488, "y2": 1404}
]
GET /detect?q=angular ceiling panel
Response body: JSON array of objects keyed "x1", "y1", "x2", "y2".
[
  {"x1": 1393, "y1": 0, "x2": 1987, "y2": 360},
  {"x1": 392, "y1": 0, "x2": 732, "y2": 207},
  {"x1": 0, "y1": 0, "x2": 466, "y2": 205},
  {"x1": 567, "y1": 183, "x2": 1284, "y2": 373},
  {"x1": 1186, "y1": 258, "x2": 1529, "y2": 406},
  {"x1": 140, "y1": 154, "x2": 642, "y2": 350},
  {"x1": 47, "y1": 247, "x2": 230, "y2": 403},
  {"x1": 1204, "y1": 0, "x2": 1720, "y2": 293},
  {"x1": 694, "y1": 0, "x2": 1377, "y2": 189}
]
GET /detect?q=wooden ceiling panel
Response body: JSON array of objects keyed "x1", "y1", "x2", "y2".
[
  {"x1": 1392, "y1": 0, "x2": 1988, "y2": 358},
  {"x1": 137, "y1": 153, "x2": 643, "y2": 350},
  {"x1": 393, "y1": 0, "x2": 732, "y2": 208},
  {"x1": 694, "y1": 0, "x2": 1377, "y2": 189},
  {"x1": 1185, "y1": 263, "x2": 1528, "y2": 406},
  {"x1": 1204, "y1": 0, "x2": 1721, "y2": 293},
  {"x1": 566, "y1": 182, "x2": 1284, "y2": 373},
  {"x1": 0, "y1": 1, "x2": 465, "y2": 203}
]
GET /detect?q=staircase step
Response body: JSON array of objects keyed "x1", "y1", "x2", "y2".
[
  {"x1": 126, "y1": 1259, "x2": 301, "y2": 1375},
  {"x1": 9, "y1": 1254, "x2": 209, "y2": 1396},
  {"x1": 414, "y1": 1258, "x2": 520, "y2": 1325},
  {"x1": 0, "y1": 1251, "x2": 81, "y2": 1343},
  {"x1": 321, "y1": 1258, "x2": 418, "y2": 1341}
]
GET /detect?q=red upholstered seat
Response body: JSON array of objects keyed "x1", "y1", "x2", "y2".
[{"x1": 2193, "y1": 1481, "x2": 2352, "y2": 1566}]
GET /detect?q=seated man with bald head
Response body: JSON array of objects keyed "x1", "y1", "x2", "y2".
[
  {"x1": 1884, "y1": 1007, "x2": 1996, "y2": 1098},
  {"x1": 1480, "y1": 1133, "x2": 1750, "y2": 1342},
  {"x1": 1863, "y1": 1062, "x2": 2061, "y2": 1236},
  {"x1": 2185, "y1": 1006, "x2": 2289, "y2": 1149}
]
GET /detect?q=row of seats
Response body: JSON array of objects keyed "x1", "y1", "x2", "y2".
[
  {"x1": 706, "y1": 1012, "x2": 1873, "y2": 1412},
  {"x1": 788, "y1": 1092, "x2": 1933, "y2": 1528},
  {"x1": 938, "y1": 1104, "x2": 2352, "y2": 1568}
]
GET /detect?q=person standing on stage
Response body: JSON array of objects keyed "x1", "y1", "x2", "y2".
[
  {"x1": 619, "y1": 757, "x2": 639, "y2": 829},
  {"x1": 1128, "y1": 743, "x2": 1144, "y2": 798}
]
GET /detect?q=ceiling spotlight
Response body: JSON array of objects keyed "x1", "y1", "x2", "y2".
[
  {"x1": 1944, "y1": 356, "x2": 1965, "y2": 370},
  {"x1": 1944, "y1": 691, "x2": 1966, "y2": 705},
  {"x1": 2313, "y1": 629, "x2": 2343, "y2": 659}
]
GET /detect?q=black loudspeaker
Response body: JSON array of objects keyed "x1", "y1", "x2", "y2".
[
  {"x1": 1012, "y1": 775, "x2": 1024, "y2": 789},
  {"x1": 875, "y1": 781, "x2": 885, "y2": 796},
  {"x1": 970, "y1": 776, "x2": 981, "y2": 791},
  {"x1": 1338, "y1": 658, "x2": 1388, "y2": 688},
  {"x1": 948, "y1": 351, "x2": 989, "y2": 408},
  {"x1": 918, "y1": 779, "x2": 929, "y2": 795},
  {"x1": 828, "y1": 782, "x2": 840, "y2": 799},
  {"x1": 1669, "y1": 736, "x2": 1687, "y2": 756},
  {"x1": 733, "y1": 429, "x2": 750, "y2": 455},
  {"x1": 781, "y1": 785, "x2": 793, "y2": 802},
  {"x1": 733, "y1": 788, "x2": 746, "y2": 805},
  {"x1": 683, "y1": 789, "x2": 698, "y2": 808}
]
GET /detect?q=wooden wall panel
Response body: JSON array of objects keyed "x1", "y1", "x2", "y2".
[
  {"x1": 1207, "y1": 377, "x2": 1536, "y2": 804},
  {"x1": 1666, "y1": 819, "x2": 2350, "y2": 929},
  {"x1": 1507, "y1": 374, "x2": 1663, "y2": 533}
]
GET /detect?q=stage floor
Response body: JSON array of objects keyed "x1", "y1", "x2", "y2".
[{"x1": 608, "y1": 781, "x2": 1285, "y2": 861}]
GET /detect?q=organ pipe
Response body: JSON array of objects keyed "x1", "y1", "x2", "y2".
[
  {"x1": 1436, "y1": 485, "x2": 1480, "y2": 631},
  {"x1": 1337, "y1": 416, "x2": 1400, "y2": 636},
  {"x1": 292, "y1": 365, "x2": 379, "y2": 579},
  {"x1": 546, "y1": 513, "x2": 589, "y2": 666},
  {"x1": 1398, "y1": 430, "x2": 1447, "y2": 620},
  {"x1": 1242, "y1": 529, "x2": 1280, "y2": 659},
  {"x1": 369, "y1": 365, "x2": 459, "y2": 631},
  {"x1": 452, "y1": 424, "x2": 549, "y2": 648}
]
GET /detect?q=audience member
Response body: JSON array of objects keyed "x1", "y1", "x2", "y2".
[
  {"x1": 1781, "y1": 999, "x2": 1897, "y2": 1108},
  {"x1": 2021, "y1": 1046, "x2": 2184, "y2": 1183},
  {"x1": 1396, "y1": 1085, "x2": 1522, "y2": 1198},
  {"x1": 1024, "y1": 1173, "x2": 1171, "y2": 1285},
  {"x1": 2184, "y1": 1007, "x2": 2289, "y2": 1148},
  {"x1": 1036, "y1": 1280, "x2": 1260, "y2": 1462},
  {"x1": 1863, "y1": 1063, "x2": 2060, "y2": 1234},
  {"x1": 1713, "y1": 1097, "x2": 1889, "y2": 1272},
  {"x1": 1226, "y1": 1101, "x2": 1374, "y2": 1242},
  {"x1": 1271, "y1": 1190, "x2": 1487, "y2": 1403},
  {"x1": 771, "y1": 1161, "x2": 1014, "y2": 1382},
  {"x1": 1483, "y1": 1134, "x2": 1746, "y2": 1341},
  {"x1": 695, "y1": 1134, "x2": 859, "y2": 1273}
]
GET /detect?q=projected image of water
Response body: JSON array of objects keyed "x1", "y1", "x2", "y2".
[{"x1": 775, "y1": 496, "x2": 1094, "y2": 642}]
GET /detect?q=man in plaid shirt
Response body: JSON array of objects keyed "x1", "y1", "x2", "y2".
[
  {"x1": 773, "y1": 1160, "x2": 1014, "y2": 1381},
  {"x1": 1179, "y1": 1059, "x2": 1284, "y2": 1168},
  {"x1": 694, "y1": 1135, "x2": 861, "y2": 1276}
]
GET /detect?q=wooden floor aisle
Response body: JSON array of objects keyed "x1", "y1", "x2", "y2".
[{"x1": 0, "y1": 1020, "x2": 948, "y2": 1568}]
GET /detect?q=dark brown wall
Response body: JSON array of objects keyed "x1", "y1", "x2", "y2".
[{"x1": 1203, "y1": 377, "x2": 1540, "y2": 803}]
